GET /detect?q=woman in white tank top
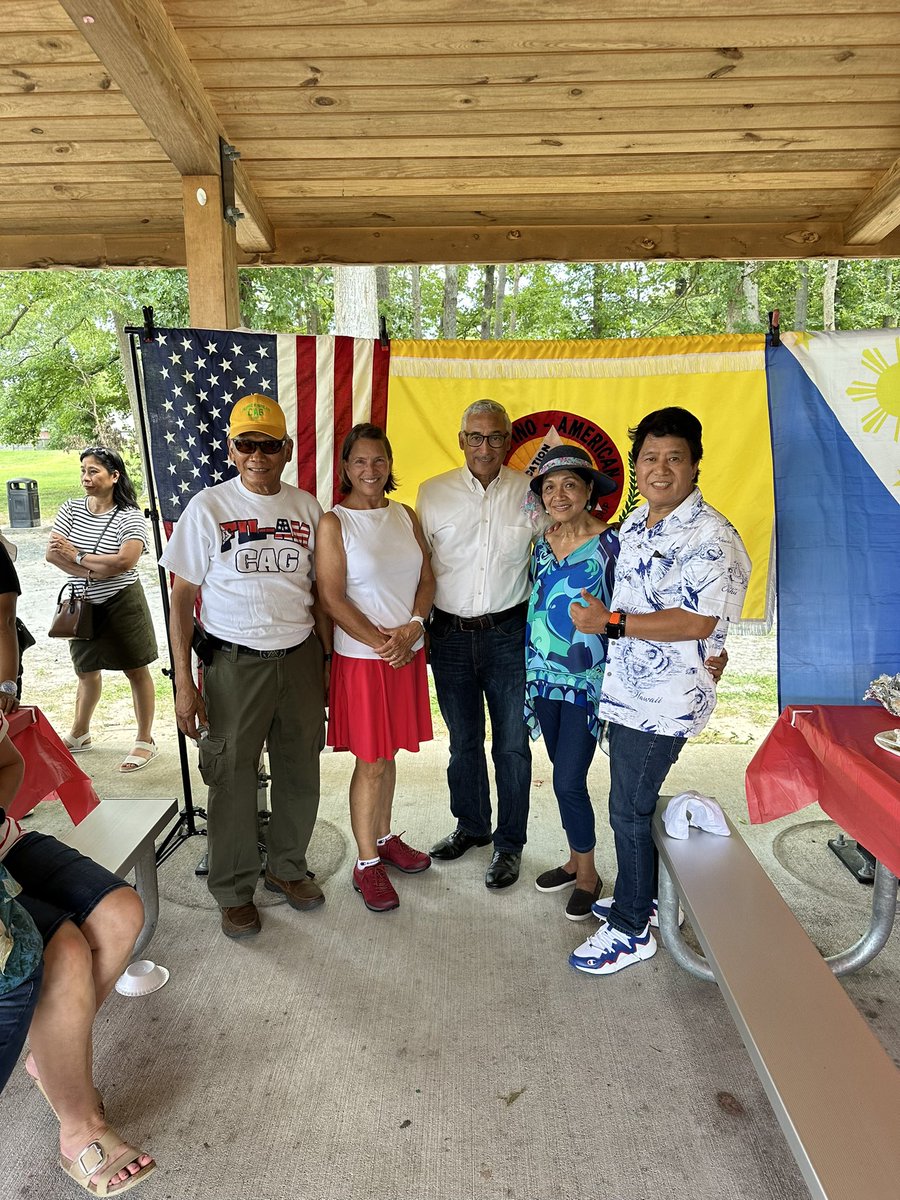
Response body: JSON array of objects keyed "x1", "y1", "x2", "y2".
[{"x1": 316, "y1": 424, "x2": 435, "y2": 914}]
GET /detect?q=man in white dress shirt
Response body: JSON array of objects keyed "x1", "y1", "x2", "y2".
[{"x1": 416, "y1": 400, "x2": 533, "y2": 890}]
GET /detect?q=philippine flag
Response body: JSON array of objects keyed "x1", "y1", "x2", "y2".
[{"x1": 766, "y1": 330, "x2": 900, "y2": 707}]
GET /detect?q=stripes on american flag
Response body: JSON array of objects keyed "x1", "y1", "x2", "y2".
[{"x1": 139, "y1": 326, "x2": 390, "y2": 524}]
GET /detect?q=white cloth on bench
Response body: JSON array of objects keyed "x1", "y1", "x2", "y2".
[{"x1": 663, "y1": 791, "x2": 731, "y2": 840}]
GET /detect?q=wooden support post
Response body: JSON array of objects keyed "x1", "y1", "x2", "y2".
[{"x1": 182, "y1": 175, "x2": 240, "y2": 329}]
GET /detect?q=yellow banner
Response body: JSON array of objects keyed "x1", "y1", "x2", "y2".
[{"x1": 387, "y1": 335, "x2": 772, "y2": 622}]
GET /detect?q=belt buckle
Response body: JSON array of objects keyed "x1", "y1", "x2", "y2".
[{"x1": 259, "y1": 648, "x2": 286, "y2": 660}]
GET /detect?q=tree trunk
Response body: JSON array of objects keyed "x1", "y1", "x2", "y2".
[
  {"x1": 300, "y1": 269, "x2": 321, "y2": 334},
  {"x1": 333, "y1": 265, "x2": 378, "y2": 337},
  {"x1": 741, "y1": 262, "x2": 759, "y2": 326},
  {"x1": 442, "y1": 265, "x2": 458, "y2": 338},
  {"x1": 823, "y1": 259, "x2": 840, "y2": 330},
  {"x1": 508, "y1": 265, "x2": 521, "y2": 336},
  {"x1": 410, "y1": 265, "x2": 423, "y2": 337},
  {"x1": 795, "y1": 261, "x2": 809, "y2": 331},
  {"x1": 493, "y1": 265, "x2": 507, "y2": 338},
  {"x1": 481, "y1": 265, "x2": 496, "y2": 339},
  {"x1": 591, "y1": 264, "x2": 603, "y2": 338}
]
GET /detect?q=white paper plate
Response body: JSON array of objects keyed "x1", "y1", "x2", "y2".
[
  {"x1": 115, "y1": 960, "x2": 170, "y2": 997},
  {"x1": 873, "y1": 729, "x2": 900, "y2": 757}
]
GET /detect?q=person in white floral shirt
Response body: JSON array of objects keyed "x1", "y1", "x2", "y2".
[{"x1": 568, "y1": 407, "x2": 751, "y2": 976}]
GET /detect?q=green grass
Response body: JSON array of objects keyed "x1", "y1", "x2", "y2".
[
  {"x1": 0, "y1": 449, "x2": 83, "y2": 523},
  {"x1": 0, "y1": 449, "x2": 150, "y2": 525}
]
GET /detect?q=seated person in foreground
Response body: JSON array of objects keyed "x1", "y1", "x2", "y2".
[{"x1": 0, "y1": 713, "x2": 157, "y2": 1195}]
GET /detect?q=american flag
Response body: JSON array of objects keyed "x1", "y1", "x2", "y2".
[{"x1": 139, "y1": 327, "x2": 390, "y2": 524}]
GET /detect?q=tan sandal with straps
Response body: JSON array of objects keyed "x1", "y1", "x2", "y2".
[{"x1": 59, "y1": 1128, "x2": 156, "y2": 1196}]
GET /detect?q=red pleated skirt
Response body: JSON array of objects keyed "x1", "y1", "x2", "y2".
[{"x1": 327, "y1": 648, "x2": 433, "y2": 762}]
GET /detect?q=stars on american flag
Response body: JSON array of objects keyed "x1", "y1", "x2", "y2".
[{"x1": 142, "y1": 328, "x2": 279, "y2": 520}]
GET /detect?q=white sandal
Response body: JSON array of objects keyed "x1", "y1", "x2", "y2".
[
  {"x1": 118, "y1": 741, "x2": 159, "y2": 773},
  {"x1": 63, "y1": 732, "x2": 93, "y2": 753}
]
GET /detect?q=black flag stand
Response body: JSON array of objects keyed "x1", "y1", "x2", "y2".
[{"x1": 124, "y1": 322, "x2": 206, "y2": 864}]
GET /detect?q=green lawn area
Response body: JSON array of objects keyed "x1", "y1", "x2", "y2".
[{"x1": 0, "y1": 449, "x2": 83, "y2": 524}]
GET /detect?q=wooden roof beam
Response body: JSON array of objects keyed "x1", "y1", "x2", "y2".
[
  {"x1": 57, "y1": 0, "x2": 273, "y2": 253},
  {"x1": 845, "y1": 158, "x2": 900, "y2": 244}
]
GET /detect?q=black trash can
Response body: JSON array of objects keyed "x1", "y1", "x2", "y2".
[{"x1": 6, "y1": 478, "x2": 41, "y2": 528}]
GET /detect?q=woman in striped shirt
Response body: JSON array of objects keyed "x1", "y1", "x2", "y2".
[{"x1": 47, "y1": 448, "x2": 159, "y2": 772}]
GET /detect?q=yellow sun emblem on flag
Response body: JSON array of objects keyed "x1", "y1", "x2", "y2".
[{"x1": 846, "y1": 338, "x2": 900, "y2": 440}]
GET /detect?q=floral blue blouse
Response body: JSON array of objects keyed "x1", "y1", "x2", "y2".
[{"x1": 524, "y1": 528, "x2": 619, "y2": 741}]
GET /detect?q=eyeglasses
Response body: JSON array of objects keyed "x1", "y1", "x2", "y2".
[
  {"x1": 462, "y1": 431, "x2": 509, "y2": 448},
  {"x1": 231, "y1": 437, "x2": 286, "y2": 455}
]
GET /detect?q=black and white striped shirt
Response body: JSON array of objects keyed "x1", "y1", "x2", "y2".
[{"x1": 53, "y1": 499, "x2": 148, "y2": 604}]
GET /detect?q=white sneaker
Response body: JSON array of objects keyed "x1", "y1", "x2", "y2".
[
  {"x1": 590, "y1": 896, "x2": 684, "y2": 929},
  {"x1": 569, "y1": 921, "x2": 657, "y2": 975}
]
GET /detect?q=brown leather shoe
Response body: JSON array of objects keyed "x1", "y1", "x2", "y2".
[
  {"x1": 220, "y1": 902, "x2": 261, "y2": 938},
  {"x1": 264, "y1": 871, "x2": 325, "y2": 911}
]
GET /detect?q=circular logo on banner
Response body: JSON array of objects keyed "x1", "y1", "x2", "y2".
[{"x1": 507, "y1": 410, "x2": 626, "y2": 520}]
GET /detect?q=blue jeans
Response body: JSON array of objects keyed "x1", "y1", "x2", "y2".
[
  {"x1": 533, "y1": 697, "x2": 598, "y2": 853},
  {"x1": 606, "y1": 722, "x2": 685, "y2": 935},
  {"x1": 429, "y1": 613, "x2": 531, "y2": 851},
  {"x1": 0, "y1": 959, "x2": 43, "y2": 1093}
]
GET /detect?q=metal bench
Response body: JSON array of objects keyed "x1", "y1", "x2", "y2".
[
  {"x1": 652, "y1": 799, "x2": 900, "y2": 1200},
  {"x1": 58, "y1": 797, "x2": 178, "y2": 959}
]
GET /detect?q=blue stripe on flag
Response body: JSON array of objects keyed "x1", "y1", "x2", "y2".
[{"x1": 766, "y1": 342, "x2": 900, "y2": 707}]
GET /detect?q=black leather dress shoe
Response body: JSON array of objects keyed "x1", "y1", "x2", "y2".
[
  {"x1": 429, "y1": 828, "x2": 493, "y2": 860},
  {"x1": 484, "y1": 851, "x2": 521, "y2": 890}
]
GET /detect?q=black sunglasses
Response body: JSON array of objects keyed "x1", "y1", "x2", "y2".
[{"x1": 231, "y1": 437, "x2": 287, "y2": 456}]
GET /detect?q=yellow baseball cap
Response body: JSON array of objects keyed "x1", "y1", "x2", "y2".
[{"x1": 228, "y1": 394, "x2": 287, "y2": 439}]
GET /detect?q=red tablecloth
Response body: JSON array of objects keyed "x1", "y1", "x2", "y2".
[
  {"x1": 5, "y1": 705, "x2": 100, "y2": 824},
  {"x1": 746, "y1": 705, "x2": 900, "y2": 877}
]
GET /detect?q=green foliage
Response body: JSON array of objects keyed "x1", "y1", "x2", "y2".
[
  {"x1": 0, "y1": 448, "x2": 80, "y2": 521},
  {"x1": 2, "y1": 258, "x2": 898, "y2": 454}
]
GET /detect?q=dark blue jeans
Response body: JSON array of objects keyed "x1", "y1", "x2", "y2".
[
  {"x1": 606, "y1": 722, "x2": 685, "y2": 935},
  {"x1": 533, "y1": 697, "x2": 598, "y2": 853},
  {"x1": 429, "y1": 614, "x2": 531, "y2": 852},
  {"x1": 0, "y1": 959, "x2": 43, "y2": 1093}
]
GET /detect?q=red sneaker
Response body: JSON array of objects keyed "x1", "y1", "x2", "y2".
[
  {"x1": 352, "y1": 862, "x2": 399, "y2": 912},
  {"x1": 378, "y1": 833, "x2": 431, "y2": 874}
]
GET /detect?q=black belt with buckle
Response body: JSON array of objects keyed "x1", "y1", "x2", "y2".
[
  {"x1": 207, "y1": 633, "x2": 305, "y2": 660},
  {"x1": 431, "y1": 603, "x2": 527, "y2": 632}
]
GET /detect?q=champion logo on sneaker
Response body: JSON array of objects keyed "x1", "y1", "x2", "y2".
[
  {"x1": 590, "y1": 896, "x2": 684, "y2": 929},
  {"x1": 568, "y1": 921, "x2": 657, "y2": 975}
]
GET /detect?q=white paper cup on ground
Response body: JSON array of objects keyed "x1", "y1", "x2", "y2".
[{"x1": 115, "y1": 960, "x2": 170, "y2": 997}]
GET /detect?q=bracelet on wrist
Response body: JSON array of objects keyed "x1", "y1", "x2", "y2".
[{"x1": 410, "y1": 615, "x2": 425, "y2": 627}]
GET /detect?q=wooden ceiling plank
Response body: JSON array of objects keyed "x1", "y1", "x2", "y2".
[
  {"x1": 230, "y1": 130, "x2": 900, "y2": 160},
  {"x1": 55, "y1": 0, "x2": 274, "y2": 251},
  {"x1": 0, "y1": 64, "x2": 119, "y2": 95},
  {"x1": 220, "y1": 104, "x2": 900, "y2": 143},
  {"x1": 177, "y1": 16, "x2": 900, "y2": 58},
  {"x1": 166, "y1": 0, "x2": 900, "y2": 25},
  {"x1": 0, "y1": 233, "x2": 188, "y2": 270},
  {"x1": 194, "y1": 48, "x2": 900, "y2": 89},
  {"x1": 2, "y1": 162, "x2": 180, "y2": 184},
  {"x1": 4, "y1": 221, "x2": 900, "y2": 271},
  {"x1": 244, "y1": 150, "x2": 898, "y2": 180},
  {"x1": 251, "y1": 170, "x2": 877, "y2": 199},
  {"x1": 0, "y1": 33, "x2": 96, "y2": 65},
  {"x1": 206, "y1": 78, "x2": 900, "y2": 115},
  {"x1": 262, "y1": 222, "x2": 900, "y2": 266},
  {"x1": 845, "y1": 158, "x2": 900, "y2": 243}
]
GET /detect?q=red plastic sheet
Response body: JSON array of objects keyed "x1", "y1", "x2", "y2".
[
  {"x1": 5, "y1": 706, "x2": 100, "y2": 825},
  {"x1": 746, "y1": 705, "x2": 900, "y2": 877}
]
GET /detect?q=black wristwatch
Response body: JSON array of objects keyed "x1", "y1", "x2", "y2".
[{"x1": 605, "y1": 611, "x2": 627, "y2": 639}]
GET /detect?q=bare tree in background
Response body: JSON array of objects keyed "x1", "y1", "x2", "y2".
[
  {"x1": 795, "y1": 262, "x2": 810, "y2": 331},
  {"x1": 508, "y1": 265, "x2": 521, "y2": 336},
  {"x1": 442, "y1": 265, "x2": 458, "y2": 337},
  {"x1": 823, "y1": 259, "x2": 840, "y2": 330},
  {"x1": 493, "y1": 265, "x2": 506, "y2": 337},
  {"x1": 481, "y1": 265, "x2": 496, "y2": 338},
  {"x1": 410, "y1": 266, "x2": 423, "y2": 337},
  {"x1": 333, "y1": 265, "x2": 378, "y2": 337}
]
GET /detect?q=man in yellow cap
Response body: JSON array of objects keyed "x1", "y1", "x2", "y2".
[{"x1": 161, "y1": 394, "x2": 332, "y2": 939}]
